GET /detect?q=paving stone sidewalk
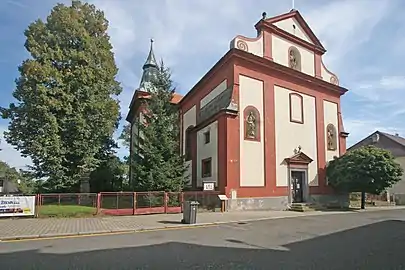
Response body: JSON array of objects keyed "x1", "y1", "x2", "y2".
[{"x1": 0, "y1": 206, "x2": 403, "y2": 241}]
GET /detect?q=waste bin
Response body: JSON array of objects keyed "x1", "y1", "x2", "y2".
[{"x1": 181, "y1": 201, "x2": 199, "y2": 224}]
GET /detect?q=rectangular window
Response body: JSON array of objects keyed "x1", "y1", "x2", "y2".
[
  {"x1": 201, "y1": 158, "x2": 212, "y2": 178},
  {"x1": 0, "y1": 179, "x2": 3, "y2": 187},
  {"x1": 289, "y1": 93, "x2": 304, "y2": 124},
  {"x1": 185, "y1": 127, "x2": 193, "y2": 161},
  {"x1": 203, "y1": 131, "x2": 210, "y2": 144}
]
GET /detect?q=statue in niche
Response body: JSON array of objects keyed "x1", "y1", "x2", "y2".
[
  {"x1": 246, "y1": 111, "x2": 257, "y2": 139},
  {"x1": 326, "y1": 124, "x2": 337, "y2": 151},
  {"x1": 289, "y1": 48, "x2": 301, "y2": 70},
  {"x1": 289, "y1": 49, "x2": 298, "y2": 69}
]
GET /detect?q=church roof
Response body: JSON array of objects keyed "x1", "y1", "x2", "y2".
[
  {"x1": 139, "y1": 39, "x2": 159, "y2": 90},
  {"x1": 126, "y1": 40, "x2": 185, "y2": 122},
  {"x1": 348, "y1": 131, "x2": 405, "y2": 152}
]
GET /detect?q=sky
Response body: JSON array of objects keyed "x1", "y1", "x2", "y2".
[{"x1": 0, "y1": 0, "x2": 405, "y2": 170}]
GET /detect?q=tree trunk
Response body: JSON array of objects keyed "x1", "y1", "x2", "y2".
[
  {"x1": 360, "y1": 191, "x2": 366, "y2": 209},
  {"x1": 79, "y1": 171, "x2": 91, "y2": 193}
]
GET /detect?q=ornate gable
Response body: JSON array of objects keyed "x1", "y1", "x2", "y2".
[
  {"x1": 260, "y1": 9, "x2": 325, "y2": 50},
  {"x1": 229, "y1": 10, "x2": 326, "y2": 60},
  {"x1": 284, "y1": 151, "x2": 313, "y2": 165}
]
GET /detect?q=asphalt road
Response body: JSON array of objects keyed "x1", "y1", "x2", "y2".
[{"x1": 1, "y1": 209, "x2": 405, "y2": 270}]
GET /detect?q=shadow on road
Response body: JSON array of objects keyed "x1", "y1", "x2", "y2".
[
  {"x1": 1, "y1": 220, "x2": 405, "y2": 269},
  {"x1": 157, "y1": 220, "x2": 183, "y2": 224}
]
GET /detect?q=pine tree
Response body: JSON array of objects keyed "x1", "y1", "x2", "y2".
[{"x1": 132, "y1": 62, "x2": 187, "y2": 192}]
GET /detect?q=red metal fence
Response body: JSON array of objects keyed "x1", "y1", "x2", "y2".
[
  {"x1": 97, "y1": 191, "x2": 221, "y2": 216},
  {"x1": 35, "y1": 191, "x2": 221, "y2": 217}
]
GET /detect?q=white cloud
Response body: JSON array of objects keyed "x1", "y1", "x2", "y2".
[
  {"x1": 1, "y1": 0, "x2": 402, "y2": 166},
  {"x1": 344, "y1": 118, "x2": 405, "y2": 147},
  {"x1": 353, "y1": 75, "x2": 405, "y2": 104},
  {"x1": 379, "y1": 76, "x2": 405, "y2": 89},
  {"x1": 305, "y1": 0, "x2": 393, "y2": 71},
  {"x1": 88, "y1": 0, "x2": 398, "y2": 153},
  {"x1": 90, "y1": 0, "x2": 396, "y2": 116},
  {"x1": 343, "y1": 78, "x2": 405, "y2": 143},
  {"x1": 89, "y1": 0, "x2": 396, "y2": 92},
  {"x1": 5, "y1": 0, "x2": 28, "y2": 9},
  {"x1": 358, "y1": 76, "x2": 405, "y2": 91}
]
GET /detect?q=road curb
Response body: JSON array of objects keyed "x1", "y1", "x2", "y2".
[
  {"x1": 0, "y1": 224, "x2": 217, "y2": 242},
  {"x1": 1, "y1": 206, "x2": 404, "y2": 242}
]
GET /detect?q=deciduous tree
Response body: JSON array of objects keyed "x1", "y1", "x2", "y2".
[
  {"x1": 326, "y1": 145, "x2": 403, "y2": 209},
  {"x1": 89, "y1": 155, "x2": 128, "y2": 192},
  {"x1": 119, "y1": 124, "x2": 131, "y2": 150},
  {"x1": 1, "y1": 1, "x2": 121, "y2": 191}
]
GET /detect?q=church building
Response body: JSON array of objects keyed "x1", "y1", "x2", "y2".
[{"x1": 127, "y1": 9, "x2": 350, "y2": 210}]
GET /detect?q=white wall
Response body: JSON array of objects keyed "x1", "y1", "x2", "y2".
[
  {"x1": 274, "y1": 85, "x2": 318, "y2": 186},
  {"x1": 196, "y1": 121, "x2": 218, "y2": 187},
  {"x1": 239, "y1": 75, "x2": 265, "y2": 187},
  {"x1": 320, "y1": 61, "x2": 339, "y2": 85},
  {"x1": 324, "y1": 100, "x2": 340, "y2": 162},
  {"x1": 389, "y1": 157, "x2": 405, "y2": 194},
  {"x1": 200, "y1": 80, "x2": 227, "y2": 108},
  {"x1": 272, "y1": 35, "x2": 315, "y2": 77},
  {"x1": 273, "y1": 18, "x2": 313, "y2": 44},
  {"x1": 182, "y1": 106, "x2": 196, "y2": 186},
  {"x1": 230, "y1": 36, "x2": 264, "y2": 57}
]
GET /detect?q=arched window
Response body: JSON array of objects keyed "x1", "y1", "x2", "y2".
[
  {"x1": 185, "y1": 126, "x2": 194, "y2": 160},
  {"x1": 326, "y1": 124, "x2": 337, "y2": 151},
  {"x1": 244, "y1": 106, "x2": 260, "y2": 142},
  {"x1": 288, "y1": 46, "x2": 301, "y2": 71}
]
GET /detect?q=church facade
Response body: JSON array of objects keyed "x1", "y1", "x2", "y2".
[{"x1": 128, "y1": 10, "x2": 350, "y2": 210}]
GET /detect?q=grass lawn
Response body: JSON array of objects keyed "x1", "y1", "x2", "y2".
[{"x1": 38, "y1": 205, "x2": 97, "y2": 218}]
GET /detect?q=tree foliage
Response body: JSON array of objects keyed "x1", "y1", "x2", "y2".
[
  {"x1": 89, "y1": 155, "x2": 128, "y2": 192},
  {"x1": 119, "y1": 124, "x2": 131, "y2": 149},
  {"x1": 1, "y1": 1, "x2": 121, "y2": 191},
  {"x1": 132, "y1": 62, "x2": 187, "y2": 192},
  {"x1": 0, "y1": 161, "x2": 39, "y2": 194},
  {"x1": 326, "y1": 146, "x2": 403, "y2": 194}
]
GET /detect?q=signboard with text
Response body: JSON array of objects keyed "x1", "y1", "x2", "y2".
[
  {"x1": 203, "y1": 182, "x2": 215, "y2": 191},
  {"x1": 0, "y1": 196, "x2": 36, "y2": 217}
]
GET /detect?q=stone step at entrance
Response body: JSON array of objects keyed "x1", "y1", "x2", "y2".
[{"x1": 289, "y1": 203, "x2": 322, "y2": 212}]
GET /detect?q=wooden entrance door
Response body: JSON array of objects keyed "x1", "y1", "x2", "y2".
[{"x1": 291, "y1": 170, "x2": 305, "y2": 203}]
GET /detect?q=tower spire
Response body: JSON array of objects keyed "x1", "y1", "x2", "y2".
[
  {"x1": 142, "y1": 38, "x2": 158, "y2": 70},
  {"x1": 139, "y1": 38, "x2": 159, "y2": 91}
]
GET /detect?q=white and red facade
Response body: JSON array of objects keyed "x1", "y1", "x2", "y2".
[
  {"x1": 177, "y1": 10, "x2": 349, "y2": 210},
  {"x1": 128, "y1": 10, "x2": 349, "y2": 210}
]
